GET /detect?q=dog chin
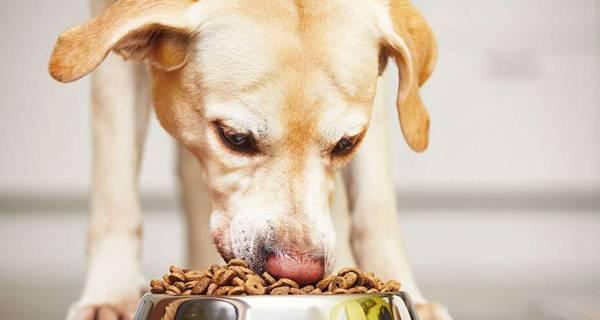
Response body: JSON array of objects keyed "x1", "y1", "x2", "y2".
[{"x1": 212, "y1": 237, "x2": 269, "y2": 273}]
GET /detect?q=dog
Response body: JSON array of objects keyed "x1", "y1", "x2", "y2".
[{"x1": 49, "y1": 0, "x2": 450, "y2": 319}]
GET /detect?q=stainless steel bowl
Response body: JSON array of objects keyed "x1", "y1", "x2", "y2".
[{"x1": 133, "y1": 292, "x2": 419, "y2": 320}]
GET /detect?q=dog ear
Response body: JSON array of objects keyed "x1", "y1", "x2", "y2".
[
  {"x1": 49, "y1": 0, "x2": 199, "y2": 83},
  {"x1": 379, "y1": 0, "x2": 437, "y2": 152}
]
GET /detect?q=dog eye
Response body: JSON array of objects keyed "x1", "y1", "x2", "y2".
[
  {"x1": 332, "y1": 136, "x2": 359, "y2": 156},
  {"x1": 216, "y1": 124, "x2": 258, "y2": 155}
]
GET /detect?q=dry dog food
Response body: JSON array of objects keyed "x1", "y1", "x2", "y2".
[{"x1": 149, "y1": 259, "x2": 401, "y2": 296}]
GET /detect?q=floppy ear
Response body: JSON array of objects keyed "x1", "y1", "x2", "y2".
[
  {"x1": 49, "y1": 0, "x2": 199, "y2": 83},
  {"x1": 379, "y1": 0, "x2": 437, "y2": 152}
]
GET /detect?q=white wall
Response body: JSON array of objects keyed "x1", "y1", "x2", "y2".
[
  {"x1": 0, "y1": 0, "x2": 176, "y2": 195},
  {"x1": 0, "y1": 0, "x2": 598, "y2": 196},
  {"x1": 390, "y1": 0, "x2": 600, "y2": 192}
]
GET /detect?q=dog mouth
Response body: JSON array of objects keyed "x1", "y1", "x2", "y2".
[
  {"x1": 223, "y1": 242, "x2": 325, "y2": 286},
  {"x1": 264, "y1": 253, "x2": 325, "y2": 286}
]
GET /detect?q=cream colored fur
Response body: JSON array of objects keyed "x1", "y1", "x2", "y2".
[{"x1": 50, "y1": 0, "x2": 449, "y2": 319}]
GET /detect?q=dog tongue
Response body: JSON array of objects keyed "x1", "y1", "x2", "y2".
[{"x1": 265, "y1": 254, "x2": 324, "y2": 286}]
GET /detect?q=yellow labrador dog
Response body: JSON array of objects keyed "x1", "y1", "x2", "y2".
[{"x1": 49, "y1": 0, "x2": 450, "y2": 319}]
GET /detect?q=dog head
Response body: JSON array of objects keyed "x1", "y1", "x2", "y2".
[{"x1": 49, "y1": 0, "x2": 436, "y2": 285}]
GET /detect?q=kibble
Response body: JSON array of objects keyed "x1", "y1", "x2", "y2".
[{"x1": 149, "y1": 260, "x2": 401, "y2": 296}]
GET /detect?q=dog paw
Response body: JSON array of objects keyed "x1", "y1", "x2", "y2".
[
  {"x1": 66, "y1": 300, "x2": 139, "y2": 320},
  {"x1": 66, "y1": 274, "x2": 144, "y2": 320},
  {"x1": 66, "y1": 279, "x2": 143, "y2": 320},
  {"x1": 67, "y1": 233, "x2": 146, "y2": 320},
  {"x1": 66, "y1": 262, "x2": 145, "y2": 319},
  {"x1": 415, "y1": 303, "x2": 453, "y2": 320}
]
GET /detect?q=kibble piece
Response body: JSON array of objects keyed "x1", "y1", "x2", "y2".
[
  {"x1": 165, "y1": 289, "x2": 178, "y2": 296},
  {"x1": 166, "y1": 285, "x2": 181, "y2": 295},
  {"x1": 353, "y1": 286, "x2": 368, "y2": 293},
  {"x1": 363, "y1": 275, "x2": 379, "y2": 289},
  {"x1": 342, "y1": 272, "x2": 358, "y2": 287},
  {"x1": 213, "y1": 286, "x2": 232, "y2": 295},
  {"x1": 381, "y1": 280, "x2": 401, "y2": 292},
  {"x1": 185, "y1": 280, "x2": 199, "y2": 290},
  {"x1": 191, "y1": 278, "x2": 212, "y2": 295},
  {"x1": 262, "y1": 272, "x2": 276, "y2": 285},
  {"x1": 347, "y1": 287, "x2": 363, "y2": 294},
  {"x1": 162, "y1": 274, "x2": 171, "y2": 285},
  {"x1": 332, "y1": 276, "x2": 347, "y2": 290},
  {"x1": 210, "y1": 264, "x2": 221, "y2": 274},
  {"x1": 316, "y1": 275, "x2": 336, "y2": 291},
  {"x1": 206, "y1": 283, "x2": 218, "y2": 296},
  {"x1": 226, "y1": 259, "x2": 249, "y2": 268},
  {"x1": 150, "y1": 279, "x2": 162, "y2": 288},
  {"x1": 337, "y1": 267, "x2": 362, "y2": 277},
  {"x1": 327, "y1": 282, "x2": 335, "y2": 292},
  {"x1": 246, "y1": 274, "x2": 266, "y2": 287},
  {"x1": 266, "y1": 280, "x2": 284, "y2": 291},
  {"x1": 341, "y1": 268, "x2": 362, "y2": 287},
  {"x1": 367, "y1": 288, "x2": 379, "y2": 294},
  {"x1": 151, "y1": 286, "x2": 166, "y2": 294},
  {"x1": 168, "y1": 272, "x2": 186, "y2": 284},
  {"x1": 215, "y1": 269, "x2": 236, "y2": 286},
  {"x1": 169, "y1": 265, "x2": 184, "y2": 274},
  {"x1": 241, "y1": 267, "x2": 254, "y2": 275},
  {"x1": 289, "y1": 288, "x2": 305, "y2": 295},
  {"x1": 184, "y1": 270, "x2": 207, "y2": 282},
  {"x1": 376, "y1": 279, "x2": 385, "y2": 291},
  {"x1": 301, "y1": 285, "x2": 315, "y2": 293},
  {"x1": 355, "y1": 274, "x2": 365, "y2": 287},
  {"x1": 310, "y1": 287, "x2": 322, "y2": 294},
  {"x1": 388, "y1": 280, "x2": 401, "y2": 291},
  {"x1": 202, "y1": 268, "x2": 214, "y2": 278},
  {"x1": 228, "y1": 286, "x2": 246, "y2": 296},
  {"x1": 232, "y1": 277, "x2": 245, "y2": 287},
  {"x1": 213, "y1": 268, "x2": 225, "y2": 280},
  {"x1": 174, "y1": 281, "x2": 186, "y2": 291},
  {"x1": 276, "y1": 278, "x2": 299, "y2": 289},
  {"x1": 244, "y1": 277, "x2": 266, "y2": 295},
  {"x1": 160, "y1": 280, "x2": 169, "y2": 289},
  {"x1": 229, "y1": 266, "x2": 250, "y2": 279},
  {"x1": 333, "y1": 288, "x2": 349, "y2": 294},
  {"x1": 270, "y1": 286, "x2": 290, "y2": 295},
  {"x1": 182, "y1": 289, "x2": 192, "y2": 295}
]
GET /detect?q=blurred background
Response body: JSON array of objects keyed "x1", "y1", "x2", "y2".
[{"x1": 0, "y1": 0, "x2": 598, "y2": 319}]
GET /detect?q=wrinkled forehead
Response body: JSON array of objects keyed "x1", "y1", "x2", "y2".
[{"x1": 193, "y1": 0, "x2": 382, "y2": 134}]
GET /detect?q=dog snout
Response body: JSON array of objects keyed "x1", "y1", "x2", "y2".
[
  {"x1": 261, "y1": 223, "x2": 326, "y2": 285},
  {"x1": 214, "y1": 213, "x2": 333, "y2": 285}
]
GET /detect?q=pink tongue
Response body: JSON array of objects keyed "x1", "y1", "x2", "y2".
[{"x1": 265, "y1": 254, "x2": 324, "y2": 286}]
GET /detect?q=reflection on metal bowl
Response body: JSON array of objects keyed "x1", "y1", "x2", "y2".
[{"x1": 133, "y1": 291, "x2": 419, "y2": 320}]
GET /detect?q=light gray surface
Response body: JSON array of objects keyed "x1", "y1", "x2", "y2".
[{"x1": 1, "y1": 210, "x2": 599, "y2": 320}]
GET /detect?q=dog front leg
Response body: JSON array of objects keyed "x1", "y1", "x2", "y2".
[
  {"x1": 330, "y1": 172, "x2": 357, "y2": 271},
  {"x1": 66, "y1": 53, "x2": 151, "y2": 320},
  {"x1": 346, "y1": 76, "x2": 451, "y2": 320},
  {"x1": 177, "y1": 144, "x2": 223, "y2": 268}
]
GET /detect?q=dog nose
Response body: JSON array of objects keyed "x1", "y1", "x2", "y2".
[{"x1": 265, "y1": 254, "x2": 324, "y2": 286}]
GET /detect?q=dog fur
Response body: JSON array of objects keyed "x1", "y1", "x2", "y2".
[{"x1": 49, "y1": 0, "x2": 449, "y2": 319}]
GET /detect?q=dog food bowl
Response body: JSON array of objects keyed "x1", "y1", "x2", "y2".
[{"x1": 133, "y1": 291, "x2": 419, "y2": 320}]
